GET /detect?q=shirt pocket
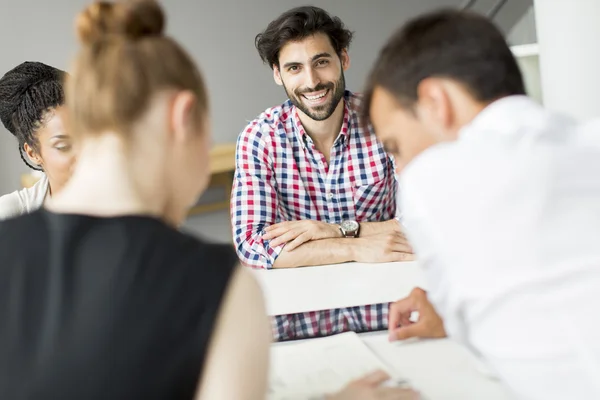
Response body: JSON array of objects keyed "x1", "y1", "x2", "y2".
[
  {"x1": 352, "y1": 175, "x2": 387, "y2": 201},
  {"x1": 352, "y1": 176, "x2": 391, "y2": 220},
  {"x1": 347, "y1": 147, "x2": 393, "y2": 218}
]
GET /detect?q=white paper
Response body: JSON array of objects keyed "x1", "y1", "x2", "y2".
[{"x1": 268, "y1": 332, "x2": 408, "y2": 400}]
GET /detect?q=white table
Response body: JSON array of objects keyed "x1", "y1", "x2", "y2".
[
  {"x1": 252, "y1": 261, "x2": 427, "y2": 316},
  {"x1": 258, "y1": 261, "x2": 514, "y2": 399}
]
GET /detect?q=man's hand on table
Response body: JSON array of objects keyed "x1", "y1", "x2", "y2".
[
  {"x1": 351, "y1": 234, "x2": 414, "y2": 263},
  {"x1": 263, "y1": 220, "x2": 414, "y2": 262},
  {"x1": 326, "y1": 370, "x2": 420, "y2": 400},
  {"x1": 388, "y1": 288, "x2": 447, "y2": 341},
  {"x1": 264, "y1": 220, "x2": 341, "y2": 250}
]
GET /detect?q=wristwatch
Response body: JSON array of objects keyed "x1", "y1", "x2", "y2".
[{"x1": 339, "y1": 220, "x2": 360, "y2": 238}]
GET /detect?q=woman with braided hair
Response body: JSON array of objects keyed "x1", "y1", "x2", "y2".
[{"x1": 0, "y1": 61, "x2": 75, "y2": 219}]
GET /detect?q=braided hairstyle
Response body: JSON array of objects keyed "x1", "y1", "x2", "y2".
[{"x1": 0, "y1": 61, "x2": 67, "y2": 170}]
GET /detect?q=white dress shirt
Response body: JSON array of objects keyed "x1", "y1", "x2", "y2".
[{"x1": 400, "y1": 96, "x2": 600, "y2": 400}]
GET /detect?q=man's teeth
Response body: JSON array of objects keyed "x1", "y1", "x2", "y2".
[{"x1": 304, "y1": 91, "x2": 327, "y2": 100}]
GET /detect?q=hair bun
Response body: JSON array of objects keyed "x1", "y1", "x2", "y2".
[{"x1": 76, "y1": 0, "x2": 165, "y2": 44}]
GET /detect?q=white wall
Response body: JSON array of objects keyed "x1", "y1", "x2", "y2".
[{"x1": 0, "y1": 0, "x2": 530, "y2": 194}]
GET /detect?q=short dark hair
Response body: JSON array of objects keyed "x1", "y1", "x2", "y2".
[
  {"x1": 0, "y1": 61, "x2": 67, "y2": 170},
  {"x1": 362, "y1": 9, "x2": 526, "y2": 119},
  {"x1": 255, "y1": 6, "x2": 353, "y2": 69}
]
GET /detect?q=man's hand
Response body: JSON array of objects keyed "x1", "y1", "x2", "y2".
[
  {"x1": 352, "y1": 233, "x2": 415, "y2": 263},
  {"x1": 388, "y1": 288, "x2": 447, "y2": 341},
  {"x1": 326, "y1": 370, "x2": 419, "y2": 400},
  {"x1": 263, "y1": 221, "x2": 341, "y2": 250}
]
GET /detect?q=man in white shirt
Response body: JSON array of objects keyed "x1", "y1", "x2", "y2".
[{"x1": 363, "y1": 9, "x2": 600, "y2": 400}]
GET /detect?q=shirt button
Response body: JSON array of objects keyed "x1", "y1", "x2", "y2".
[{"x1": 327, "y1": 193, "x2": 334, "y2": 200}]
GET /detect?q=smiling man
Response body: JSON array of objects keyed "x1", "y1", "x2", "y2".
[{"x1": 231, "y1": 6, "x2": 413, "y2": 340}]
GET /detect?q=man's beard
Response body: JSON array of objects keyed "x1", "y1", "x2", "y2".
[{"x1": 284, "y1": 71, "x2": 346, "y2": 122}]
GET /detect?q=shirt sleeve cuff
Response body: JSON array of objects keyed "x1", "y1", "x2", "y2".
[{"x1": 264, "y1": 240, "x2": 286, "y2": 270}]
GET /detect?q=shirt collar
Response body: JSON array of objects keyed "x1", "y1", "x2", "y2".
[{"x1": 460, "y1": 95, "x2": 547, "y2": 139}]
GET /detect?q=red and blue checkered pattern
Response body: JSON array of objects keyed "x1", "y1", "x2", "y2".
[{"x1": 231, "y1": 90, "x2": 397, "y2": 340}]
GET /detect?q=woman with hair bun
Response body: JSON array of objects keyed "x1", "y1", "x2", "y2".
[
  {"x1": 0, "y1": 62, "x2": 75, "y2": 219},
  {"x1": 0, "y1": 1, "x2": 270, "y2": 399}
]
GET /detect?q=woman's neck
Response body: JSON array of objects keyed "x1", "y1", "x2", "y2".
[{"x1": 46, "y1": 134, "x2": 171, "y2": 222}]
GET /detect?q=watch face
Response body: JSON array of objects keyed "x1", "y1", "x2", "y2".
[{"x1": 341, "y1": 220, "x2": 359, "y2": 232}]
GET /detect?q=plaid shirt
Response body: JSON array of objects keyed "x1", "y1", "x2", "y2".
[{"x1": 231, "y1": 90, "x2": 397, "y2": 341}]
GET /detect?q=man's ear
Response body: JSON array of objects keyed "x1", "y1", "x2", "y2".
[
  {"x1": 273, "y1": 65, "x2": 283, "y2": 86},
  {"x1": 340, "y1": 49, "x2": 350, "y2": 71},
  {"x1": 23, "y1": 143, "x2": 42, "y2": 166},
  {"x1": 416, "y1": 77, "x2": 453, "y2": 136}
]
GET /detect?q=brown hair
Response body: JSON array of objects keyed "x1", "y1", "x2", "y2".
[
  {"x1": 255, "y1": 6, "x2": 353, "y2": 69},
  {"x1": 68, "y1": 0, "x2": 208, "y2": 136},
  {"x1": 362, "y1": 9, "x2": 525, "y2": 121}
]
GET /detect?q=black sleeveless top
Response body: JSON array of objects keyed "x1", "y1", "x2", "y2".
[{"x1": 0, "y1": 210, "x2": 237, "y2": 400}]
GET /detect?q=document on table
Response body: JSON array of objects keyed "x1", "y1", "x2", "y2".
[{"x1": 268, "y1": 332, "x2": 409, "y2": 400}]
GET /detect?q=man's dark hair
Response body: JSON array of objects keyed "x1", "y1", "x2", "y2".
[
  {"x1": 0, "y1": 61, "x2": 67, "y2": 170},
  {"x1": 255, "y1": 6, "x2": 353, "y2": 69},
  {"x1": 362, "y1": 9, "x2": 526, "y2": 120}
]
